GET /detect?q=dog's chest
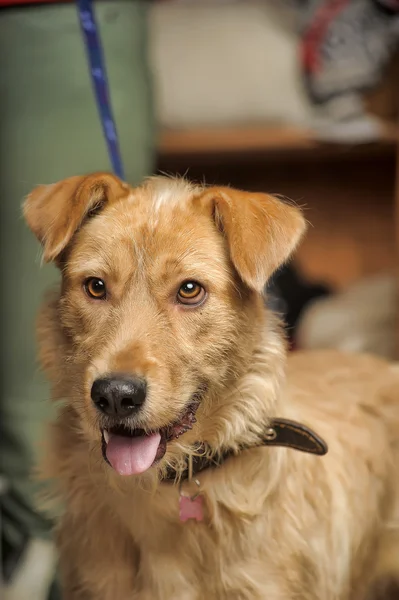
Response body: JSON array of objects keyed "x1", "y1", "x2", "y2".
[
  {"x1": 118, "y1": 482, "x2": 323, "y2": 600},
  {"x1": 133, "y1": 516, "x2": 281, "y2": 599}
]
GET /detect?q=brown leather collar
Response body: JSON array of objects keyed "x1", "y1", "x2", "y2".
[{"x1": 163, "y1": 418, "x2": 328, "y2": 482}]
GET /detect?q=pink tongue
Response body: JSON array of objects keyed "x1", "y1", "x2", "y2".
[{"x1": 106, "y1": 432, "x2": 161, "y2": 476}]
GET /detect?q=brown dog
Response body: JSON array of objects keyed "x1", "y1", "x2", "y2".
[{"x1": 24, "y1": 173, "x2": 399, "y2": 599}]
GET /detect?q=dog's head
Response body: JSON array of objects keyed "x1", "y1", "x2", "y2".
[{"x1": 24, "y1": 173, "x2": 305, "y2": 478}]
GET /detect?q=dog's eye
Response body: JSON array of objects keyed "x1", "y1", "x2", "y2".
[
  {"x1": 177, "y1": 281, "x2": 205, "y2": 305},
  {"x1": 84, "y1": 277, "x2": 107, "y2": 300}
]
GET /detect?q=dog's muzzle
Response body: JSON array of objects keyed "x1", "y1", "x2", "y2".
[{"x1": 98, "y1": 387, "x2": 205, "y2": 477}]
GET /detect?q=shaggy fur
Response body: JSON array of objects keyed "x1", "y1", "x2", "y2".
[{"x1": 24, "y1": 173, "x2": 399, "y2": 599}]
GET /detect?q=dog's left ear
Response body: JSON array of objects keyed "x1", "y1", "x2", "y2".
[
  {"x1": 23, "y1": 172, "x2": 129, "y2": 263},
  {"x1": 199, "y1": 187, "x2": 306, "y2": 292}
]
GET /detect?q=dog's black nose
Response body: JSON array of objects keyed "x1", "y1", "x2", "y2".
[{"x1": 91, "y1": 376, "x2": 147, "y2": 417}]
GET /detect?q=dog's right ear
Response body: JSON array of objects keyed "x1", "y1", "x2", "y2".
[{"x1": 23, "y1": 172, "x2": 129, "y2": 263}]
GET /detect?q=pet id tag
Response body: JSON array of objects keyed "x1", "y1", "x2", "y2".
[
  {"x1": 179, "y1": 461, "x2": 204, "y2": 522},
  {"x1": 179, "y1": 493, "x2": 204, "y2": 523}
]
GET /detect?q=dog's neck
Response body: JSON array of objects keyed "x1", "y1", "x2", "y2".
[
  {"x1": 204, "y1": 317, "x2": 288, "y2": 446},
  {"x1": 159, "y1": 316, "x2": 290, "y2": 480},
  {"x1": 158, "y1": 318, "x2": 327, "y2": 485}
]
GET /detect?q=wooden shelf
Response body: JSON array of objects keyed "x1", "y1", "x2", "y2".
[
  {"x1": 157, "y1": 123, "x2": 398, "y2": 157},
  {"x1": 158, "y1": 120, "x2": 399, "y2": 155},
  {"x1": 157, "y1": 125, "x2": 316, "y2": 156}
]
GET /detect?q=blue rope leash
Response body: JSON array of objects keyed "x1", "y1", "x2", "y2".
[{"x1": 77, "y1": 0, "x2": 125, "y2": 180}]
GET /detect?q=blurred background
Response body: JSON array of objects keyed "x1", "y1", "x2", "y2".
[
  {"x1": 1, "y1": 0, "x2": 398, "y2": 598},
  {"x1": 152, "y1": 0, "x2": 399, "y2": 357}
]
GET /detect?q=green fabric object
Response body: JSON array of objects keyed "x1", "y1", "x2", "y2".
[{"x1": 0, "y1": 0, "x2": 155, "y2": 566}]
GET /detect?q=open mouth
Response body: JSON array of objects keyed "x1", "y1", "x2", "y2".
[{"x1": 101, "y1": 400, "x2": 200, "y2": 476}]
